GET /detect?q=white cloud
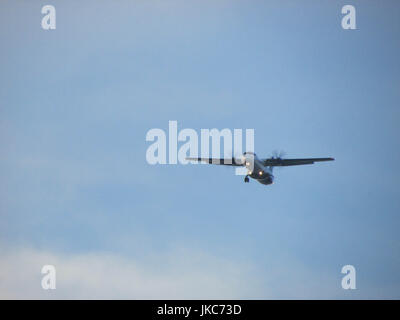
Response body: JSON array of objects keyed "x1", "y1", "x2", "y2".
[
  {"x1": 1, "y1": 246, "x2": 399, "y2": 299},
  {"x1": 0, "y1": 247, "x2": 260, "y2": 299}
]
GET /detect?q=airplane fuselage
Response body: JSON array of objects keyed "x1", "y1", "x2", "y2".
[{"x1": 243, "y1": 152, "x2": 274, "y2": 185}]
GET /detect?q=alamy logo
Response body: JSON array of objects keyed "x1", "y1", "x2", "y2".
[
  {"x1": 41, "y1": 5, "x2": 56, "y2": 30},
  {"x1": 341, "y1": 5, "x2": 356, "y2": 30},
  {"x1": 341, "y1": 265, "x2": 356, "y2": 290},
  {"x1": 41, "y1": 265, "x2": 56, "y2": 290},
  {"x1": 145, "y1": 121, "x2": 255, "y2": 175}
]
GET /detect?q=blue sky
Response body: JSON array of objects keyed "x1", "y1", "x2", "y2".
[{"x1": 1, "y1": 0, "x2": 399, "y2": 298}]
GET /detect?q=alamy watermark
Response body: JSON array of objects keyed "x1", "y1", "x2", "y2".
[
  {"x1": 40, "y1": 4, "x2": 356, "y2": 31},
  {"x1": 41, "y1": 265, "x2": 56, "y2": 290},
  {"x1": 145, "y1": 121, "x2": 254, "y2": 175},
  {"x1": 41, "y1": 5, "x2": 56, "y2": 30},
  {"x1": 341, "y1": 5, "x2": 356, "y2": 30},
  {"x1": 341, "y1": 265, "x2": 356, "y2": 290}
]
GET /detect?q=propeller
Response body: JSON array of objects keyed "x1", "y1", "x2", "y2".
[{"x1": 271, "y1": 150, "x2": 286, "y2": 166}]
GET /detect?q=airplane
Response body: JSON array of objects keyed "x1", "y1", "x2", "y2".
[{"x1": 186, "y1": 152, "x2": 334, "y2": 185}]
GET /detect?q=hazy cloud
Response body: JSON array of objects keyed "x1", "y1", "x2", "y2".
[{"x1": 0, "y1": 247, "x2": 260, "y2": 299}]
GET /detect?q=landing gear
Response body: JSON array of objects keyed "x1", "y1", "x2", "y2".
[{"x1": 244, "y1": 175, "x2": 250, "y2": 183}]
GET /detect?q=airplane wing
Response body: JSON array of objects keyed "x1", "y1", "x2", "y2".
[
  {"x1": 262, "y1": 157, "x2": 334, "y2": 167},
  {"x1": 186, "y1": 157, "x2": 243, "y2": 166}
]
